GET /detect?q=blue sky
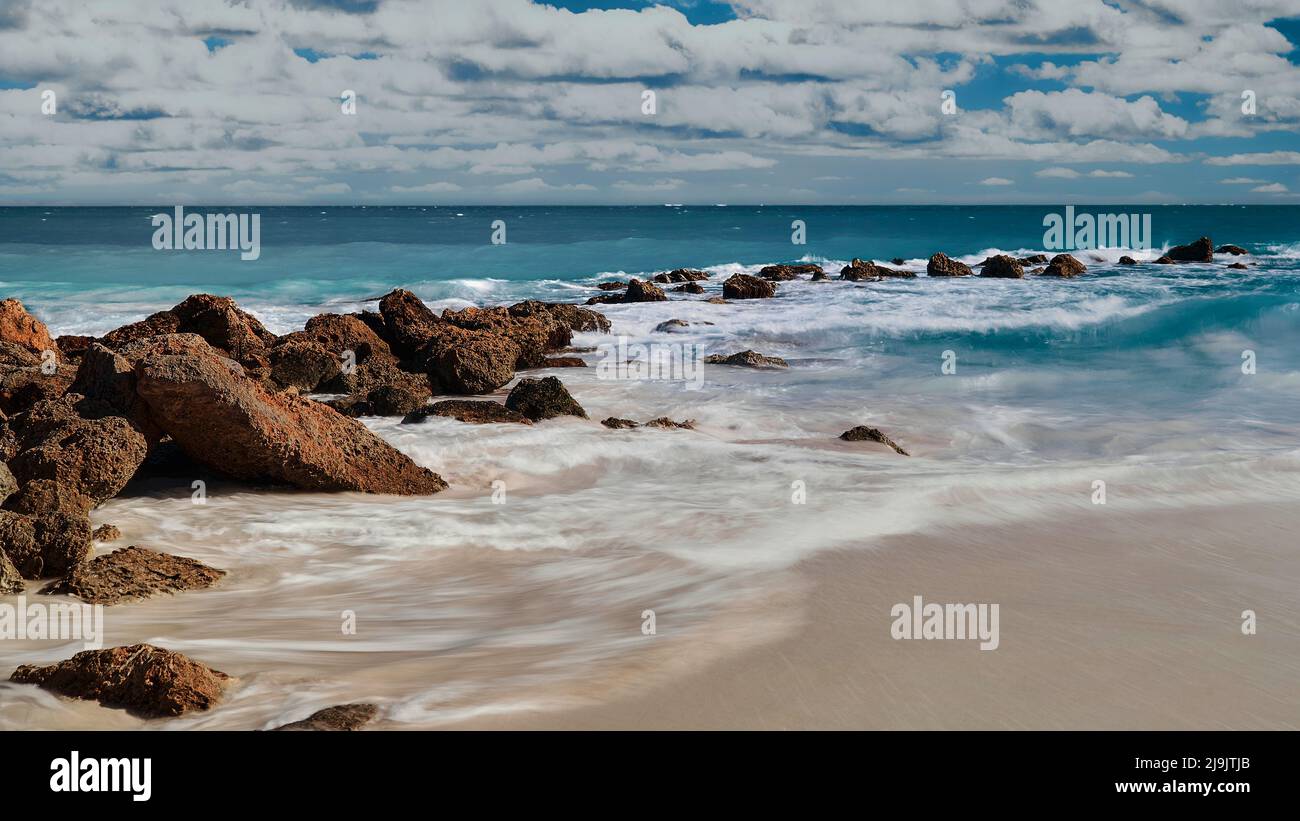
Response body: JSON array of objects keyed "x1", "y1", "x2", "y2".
[{"x1": 1, "y1": 0, "x2": 1299, "y2": 204}]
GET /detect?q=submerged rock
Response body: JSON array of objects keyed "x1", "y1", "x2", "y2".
[
  {"x1": 839, "y1": 425, "x2": 909, "y2": 455},
  {"x1": 926, "y1": 253, "x2": 973, "y2": 277},
  {"x1": 722, "y1": 274, "x2": 776, "y2": 299},
  {"x1": 704, "y1": 350, "x2": 789, "y2": 369},
  {"x1": 978, "y1": 255, "x2": 1025, "y2": 279},
  {"x1": 504, "y1": 376, "x2": 587, "y2": 421},
  {"x1": 1153, "y1": 255, "x2": 1175, "y2": 265},
  {"x1": 600, "y1": 417, "x2": 639, "y2": 429},
  {"x1": 1039, "y1": 254, "x2": 1087, "y2": 278},
  {"x1": 597, "y1": 281, "x2": 627, "y2": 291},
  {"x1": 840, "y1": 259, "x2": 914, "y2": 280},
  {"x1": 1216, "y1": 244, "x2": 1248, "y2": 256},
  {"x1": 652, "y1": 269, "x2": 710, "y2": 284},
  {"x1": 673, "y1": 282, "x2": 705, "y2": 294},
  {"x1": 10, "y1": 644, "x2": 229, "y2": 718},
  {"x1": 1118, "y1": 256, "x2": 1137, "y2": 265},
  {"x1": 1166, "y1": 236, "x2": 1213, "y2": 262},
  {"x1": 42, "y1": 546, "x2": 225, "y2": 605},
  {"x1": 1227, "y1": 262, "x2": 1249, "y2": 270},
  {"x1": 272, "y1": 703, "x2": 378, "y2": 731},
  {"x1": 403, "y1": 400, "x2": 532, "y2": 426},
  {"x1": 645, "y1": 417, "x2": 695, "y2": 430},
  {"x1": 1018, "y1": 254, "x2": 1049, "y2": 265},
  {"x1": 759, "y1": 264, "x2": 822, "y2": 281}
]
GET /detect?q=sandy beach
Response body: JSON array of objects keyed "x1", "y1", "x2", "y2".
[{"x1": 448, "y1": 500, "x2": 1300, "y2": 730}]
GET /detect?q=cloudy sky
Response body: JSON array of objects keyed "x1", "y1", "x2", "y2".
[{"x1": 1, "y1": 0, "x2": 1299, "y2": 204}]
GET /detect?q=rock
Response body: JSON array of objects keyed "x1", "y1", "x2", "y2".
[
  {"x1": 839, "y1": 425, "x2": 909, "y2": 455},
  {"x1": 92, "y1": 524, "x2": 121, "y2": 542},
  {"x1": 645, "y1": 417, "x2": 694, "y2": 430},
  {"x1": 1039, "y1": 254, "x2": 1087, "y2": 278},
  {"x1": 0, "y1": 461, "x2": 15, "y2": 506},
  {"x1": 652, "y1": 269, "x2": 709, "y2": 284},
  {"x1": 507, "y1": 300, "x2": 611, "y2": 335},
  {"x1": 1166, "y1": 236, "x2": 1213, "y2": 262},
  {"x1": 99, "y1": 311, "x2": 181, "y2": 350},
  {"x1": 6, "y1": 412, "x2": 148, "y2": 516},
  {"x1": 377, "y1": 289, "x2": 440, "y2": 356},
  {"x1": 272, "y1": 703, "x2": 378, "y2": 731},
  {"x1": 322, "y1": 356, "x2": 419, "y2": 397},
  {"x1": 0, "y1": 548, "x2": 22, "y2": 594},
  {"x1": 978, "y1": 255, "x2": 1025, "y2": 278},
  {"x1": 301, "y1": 313, "x2": 394, "y2": 364},
  {"x1": 1216, "y1": 244, "x2": 1248, "y2": 256},
  {"x1": 722, "y1": 274, "x2": 776, "y2": 299},
  {"x1": 926, "y1": 253, "x2": 973, "y2": 277},
  {"x1": 597, "y1": 281, "x2": 627, "y2": 291},
  {"x1": 504, "y1": 376, "x2": 587, "y2": 421},
  {"x1": 586, "y1": 294, "x2": 621, "y2": 306},
  {"x1": 403, "y1": 400, "x2": 532, "y2": 426},
  {"x1": 705, "y1": 297, "x2": 728, "y2": 304},
  {"x1": 543, "y1": 356, "x2": 586, "y2": 368},
  {"x1": 134, "y1": 348, "x2": 447, "y2": 494},
  {"x1": 418, "y1": 325, "x2": 519, "y2": 394},
  {"x1": 759, "y1": 264, "x2": 822, "y2": 281},
  {"x1": 0, "y1": 342, "x2": 75, "y2": 416},
  {"x1": 441, "y1": 304, "x2": 563, "y2": 369},
  {"x1": 361, "y1": 381, "x2": 432, "y2": 416},
  {"x1": 10, "y1": 644, "x2": 229, "y2": 718},
  {"x1": 674, "y1": 283, "x2": 705, "y2": 294},
  {"x1": 623, "y1": 279, "x2": 668, "y2": 303},
  {"x1": 0, "y1": 510, "x2": 92, "y2": 579},
  {"x1": 56, "y1": 335, "x2": 94, "y2": 362},
  {"x1": 890, "y1": 258, "x2": 906, "y2": 266},
  {"x1": 0, "y1": 299, "x2": 57, "y2": 359},
  {"x1": 68, "y1": 343, "x2": 160, "y2": 441},
  {"x1": 840, "y1": 259, "x2": 914, "y2": 280},
  {"x1": 269, "y1": 340, "x2": 342, "y2": 392},
  {"x1": 704, "y1": 350, "x2": 789, "y2": 369},
  {"x1": 167, "y1": 294, "x2": 276, "y2": 370},
  {"x1": 600, "y1": 417, "x2": 639, "y2": 429},
  {"x1": 1118, "y1": 256, "x2": 1137, "y2": 265},
  {"x1": 1153, "y1": 255, "x2": 1175, "y2": 265},
  {"x1": 654, "y1": 319, "x2": 691, "y2": 333},
  {"x1": 1018, "y1": 254, "x2": 1049, "y2": 265},
  {"x1": 42, "y1": 546, "x2": 225, "y2": 605}
]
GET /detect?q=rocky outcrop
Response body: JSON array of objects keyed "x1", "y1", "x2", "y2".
[
  {"x1": 10, "y1": 644, "x2": 229, "y2": 718},
  {"x1": 1227, "y1": 262, "x2": 1248, "y2": 270},
  {"x1": 0, "y1": 299, "x2": 57, "y2": 358},
  {"x1": 0, "y1": 510, "x2": 92, "y2": 579},
  {"x1": 597, "y1": 281, "x2": 627, "y2": 291},
  {"x1": 722, "y1": 274, "x2": 776, "y2": 299},
  {"x1": 378, "y1": 289, "x2": 441, "y2": 357},
  {"x1": 68, "y1": 343, "x2": 161, "y2": 441},
  {"x1": 704, "y1": 350, "x2": 789, "y2": 369},
  {"x1": 92, "y1": 524, "x2": 121, "y2": 542},
  {"x1": 839, "y1": 425, "x2": 909, "y2": 455},
  {"x1": 5, "y1": 410, "x2": 147, "y2": 516},
  {"x1": 645, "y1": 417, "x2": 695, "y2": 430},
  {"x1": 0, "y1": 461, "x2": 15, "y2": 506},
  {"x1": 1039, "y1": 254, "x2": 1087, "y2": 278},
  {"x1": 506, "y1": 300, "x2": 611, "y2": 335},
  {"x1": 926, "y1": 253, "x2": 973, "y2": 277},
  {"x1": 840, "y1": 259, "x2": 915, "y2": 280},
  {"x1": 759, "y1": 264, "x2": 822, "y2": 281},
  {"x1": 504, "y1": 376, "x2": 587, "y2": 421},
  {"x1": 1153, "y1": 255, "x2": 1175, "y2": 264},
  {"x1": 1118, "y1": 256, "x2": 1137, "y2": 265},
  {"x1": 0, "y1": 342, "x2": 75, "y2": 416},
  {"x1": 272, "y1": 703, "x2": 378, "y2": 731},
  {"x1": 134, "y1": 345, "x2": 446, "y2": 494},
  {"x1": 418, "y1": 325, "x2": 520, "y2": 395},
  {"x1": 1166, "y1": 237, "x2": 1213, "y2": 262},
  {"x1": 42, "y1": 546, "x2": 225, "y2": 606},
  {"x1": 652, "y1": 269, "x2": 710, "y2": 284},
  {"x1": 102, "y1": 295, "x2": 275, "y2": 374},
  {"x1": 328, "y1": 375, "x2": 432, "y2": 417},
  {"x1": 1018, "y1": 254, "x2": 1049, "y2": 265},
  {"x1": 623, "y1": 279, "x2": 668, "y2": 303},
  {"x1": 0, "y1": 548, "x2": 22, "y2": 594},
  {"x1": 600, "y1": 417, "x2": 639, "y2": 429},
  {"x1": 543, "y1": 356, "x2": 586, "y2": 368},
  {"x1": 269, "y1": 340, "x2": 342, "y2": 392},
  {"x1": 674, "y1": 283, "x2": 705, "y2": 294},
  {"x1": 403, "y1": 400, "x2": 532, "y2": 426},
  {"x1": 1216, "y1": 244, "x2": 1247, "y2": 255},
  {"x1": 978, "y1": 255, "x2": 1025, "y2": 278}
]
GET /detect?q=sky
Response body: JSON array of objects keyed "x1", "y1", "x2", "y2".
[{"x1": 0, "y1": 0, "x2": 1299, "y2": 205}]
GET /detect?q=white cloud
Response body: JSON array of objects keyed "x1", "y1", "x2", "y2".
[
  {"x1": 1250, "y1": 182, "x2": 1288, "y2": 193},
  {"x1": 979, "y1": 177, "x2": 1014, "y2": 186},
  {"x1": 1036, "y1": 167, "x2": 1080, "y2": 178},
  {"x1": 1219, "y1": 177, "x2": 1266, "y2": 184}
]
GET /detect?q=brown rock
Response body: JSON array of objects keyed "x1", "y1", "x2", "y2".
[
  {"x1": 1227, "y1": 262, "x2": 1248, "y2": 270},
  {"x1": 722, "y1": 274, "x2": 776, "y2": 299},
  {"x1": 1018, "y1": 254, "x2": 1049, "y2": 265},
  {"x1": 760, "y1": 264, "x2": 823, "y2": 281},
  {"x1": 378, "y1": 289, "x2": 441, "y2": 356},
  {"x1": 269, "y1": 339, "x2": 342, "y2": 392},
  {"x1": 704, "y1": 350, "x2": 789, "y2": 369},
  {"x1": 0, "y1": 510, "x2": 92, "y2": 579},
  {"x1": 168, "y1": 294, "x2": 275, "y2": 368},
  {"x1": 507, "y1": 300, "x2": 611, "y2": 335},
  {"x1": 673, "y1": 283, "x2": 705, "y2": 294},
  {"x1": 0, "y1": 461, "x2": 15, "y2": 506},
  {"x1": 1118, "y1": 256, "x2": 1137, "y2": 265},
  {"x1": 301, "y1": 313, "x2": 394, "y2": 364},
  {"x1": 645, "y1": 417, "x2": 695, "y2": 430},
  {"x1": 624, "y1": 279, "x2": 668, "y2": 302},
  {"x1": 272, "y1": 703, "x2": 377, "y2": 731},
  {"x1": 0, "y1": 299, "x2": 57, "y2": 359},
  {"x1": 10, "y1": 644, "x2": 229, "y2": 718},
  {"x1": 6, "y1": 413, "x2": 148, "y2": 516},
  {"x1": 1153, "y1": 255, "x2": 1175, "y2": 265},
  {"x1": 505, "y1": 376, "x2": 587, "y2": 421},
  {"x1": 56, "y1": 335, "x2": 94, "y2": 362},
  {"x1": 68, "y1": 343, "x2": 160, "y2": 441},
  {"x1": 418, "y1": 325, "x2": 520, "y2": 394},
  {"x1": 652, "y1": 269, "x2": 710, "y2": 284},
  {"x1": 1040, "y1": 254, "x2": 1087, "y2": 278},
  {"x1": 930, "y1": 252, "x2": 972, "y2": 277},
  {"x1": 542, "y1": 356, "x2": 586, "y2": 368},
  {"x1": 92, "y1": 524, "x2": 121, "y2": 542},
  {"x1": 134, "y1": 349, "x2": 447, "y2": 494},
  {"x1": 597, "y1": 281, "x2": 627, "y2": 291},
  {"x1": 0, "y1": 548, "x2": 22, "y2": 594},
  {"x1": 840, "y1": 259, "x2": 915, "y2": 280},
  {"x1": 1216, "y1": 244, "x2": 1248, "y2": 256},
  {"x1": 403, "y1": 400, "x2": 532, "y2": 426},
  {"x1": 1166, "y1": 236, "x2": 1213, "y2": 262},
  {"x1": 99, "y1": 311, "x2": 182, "y2": 350},
  {"x1": 600, "y1": 417, "x2": 639, "y2": 429},
  {"x1": 839, "y1": 425, "x2": 909, "y2": 455},
  {"x1": 978, "y1": 255, "x2": 1025, "y2": 279},
  {"x1": 42, "y1": 546, "x2": 225, "y2": 605}
]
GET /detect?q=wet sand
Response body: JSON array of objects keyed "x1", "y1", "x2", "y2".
[{"x1": 449, "y1": 500, "x2": 1300, "y2": 729}]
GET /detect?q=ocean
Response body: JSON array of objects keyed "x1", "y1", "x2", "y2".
[{"x1": 2, "y1": 204, "x2": 1299, "y2": 728}]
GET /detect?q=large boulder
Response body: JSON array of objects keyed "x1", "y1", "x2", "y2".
[
  {"x1": 0, "y1": 342, "x2": 75, "y2": 416},
  {"x1": 0, "y1": 299, "x2": 57, "y2": 359},
  {"x1": 504, "y1": 376, "x2": 587, "y2": 421},
  {"x1": 42, "y1": 546, "x2": 225, "y2": 605},
  {"x1": 507, "y1": 300, "x2": 611, "y2": 334},
  {"x1": 441, "y1": 305, "x2": 559, "y2": 369},
  {"x1": 102, "y1": 295, "x2": 274, "y2": 372},
  {"x1": 5, "y1": 412, "x2": 147, "y2": 515},
  {"x1": 268, "y1": 339, "x2": 342, "y2": 392},
  {"x1": 978, "y1": 255, "x2": 1025, "y2": 279},
  {"x1": 1216, "y1": 244, "x2": 1247, "y2": 256},
  {"x1": 1039, "y1": 254, "x2": 1087, "y2": 278},
  {"x1": 378, "y1": 289, "x2": 441, "y2": 356},
  {"x1": 417, "y1": 325, "x2": 520, "y2": 395},
  {"x1": 300, "y1": 313, "x2": 394, "y2": 364},
  {"x1": 623, "y1": 279, "x2": 668, "y2": 303},
  {"x1": 722, "y1": 274, "x2": 776, "y2": 299},
  {"x1": 68, "y1": 343, "x2": 161, "y2": 441},
  {"x1": 0, "y1": 510, "x2": 92, "y2": 579},
  {"x1": 10, "y1": 644, "x2": 229, "y2": 718},
  {"x1": 134, "y1": 348, "x2": 447, "y2": 494},
  {"x1": 927, "y1": 253, "x2": 973, "y2": 277},
  {"x1": 1166, "y1": 236, "x2": 1213, "y2": 262},
  {"x1": 0, "y1": 548, "x2": 22, "y2": 594}
]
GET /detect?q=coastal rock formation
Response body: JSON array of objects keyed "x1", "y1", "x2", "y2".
[
  {"x1": 0, "y1": 549, "x2": 22, "y2": 594},
  {"x1": 92, "y1": 524, "x2": 121, "y2": 542},
  {"x1": 1118, "y1": 256, "x2": 1137, "y2": 265},
  {"x1": 652, "y1": 269, "x2": 710, "y2": 284},
  {"x1": 1153, "y1": 255, "x2": 1175, "y2": 264},
  {"x1": 544, "y1": 356, "x2": 586, "y2": 367},
  {"x1": 328, "y1": 377, "x2": 432, "y2": 417},
  {"x1": 722, "y1": 274, "x2": 776, "y2": 299},
  {"x1": 597, "y1": 281, "x2": 627, "y2": 291},
  {"x1": 645, "y1": 417, "x2": 695, "y2": 430},
  {"x1": 623, "y1": 278, "x2": 668, "y2": 302},
  {"x1": 505, "y1": 376, "x2": 587, "y2": 421},
  {"x1": 0, "y1": 342, "x2": 75, "y2": 416},
  {"x1": 10, "y1": 644, "x2": 229, "y2": 718},
  {"x1": 272, "y1": 703, "x2": 378, "y2": 731},
  {"x1": 0, "y1": 510, "x2": 92, "y2": 579},
  {"x1": 1216, "y1": 244, "x2": 1247, "y2": 255},
  {"x1": 56, "y1": 335, "x2": 94, "y2": 362},
  {"x1": 1227, "y1": 262, "x2": 1248, "y2": 269},
  {"x1": 600, "y1": 417, "x2": 639, "y2": 429},
  {"x1": 926, "y1": 253, "x2": 973, "y2": 277},
  {"x1": 68, "y1": 344, "x2": 161, "y2": 441},
  {"x1": 839, "y1": 425, "x2": 909, "y2": 456},
  {"x1": 840, "y1": 259, "x2": 915, "y2": 280},
  {"x1": 507, "y1": 300, "x2": 611, "y2": 335},
  {"x1": 1039, "y1": 254, "x2": 1087, "y2": 278},
  {"x1": 1166, "y1": 236, "x2": 1213, "y2": 262},
  {"x1": 269, "y1": 339, "x2": 342, "y2": 392},
  {"x1": 704, "y1": 350, "x2": 789, "y2": 368},
  {"x1": 0, "y1": 299, "x2": 57, "y2": 359},
  {"x1": 378, "y1": 289, "x2": 441, "y2": 357},
  {"x1": 103, "y1": 295, "x2": 275, "y2": 374},
  {"x1": 418, "y1": 325, "x2": 520, "y2": 394},
  {"x1": 0, "y1": 461, "x2": 15, "y2": 505},
  {"x1": 759, "y1": 264, "x2": 822, "y2": 281},
  {"x1": 674, "y1": 283, "x2": 705, "y2": 294},
  {"x1": 978, "y1": 255, "x2": 1025, "y2": 278},
  {"x1": 1018, "y1": 254, "x2": 1049, "y2": 265},
  {"x1": 42, "y1": 546, "x2": 225, "y2": 605},
  {"x1": 403, "y1": 400, "x2": 532, "y2": 426},
  {"x1": 5, "y1": 410, "x2": 147, "y2": 515},
  {"x1": 134, "y1": 346, "x2": 447, "y2": 494}
]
